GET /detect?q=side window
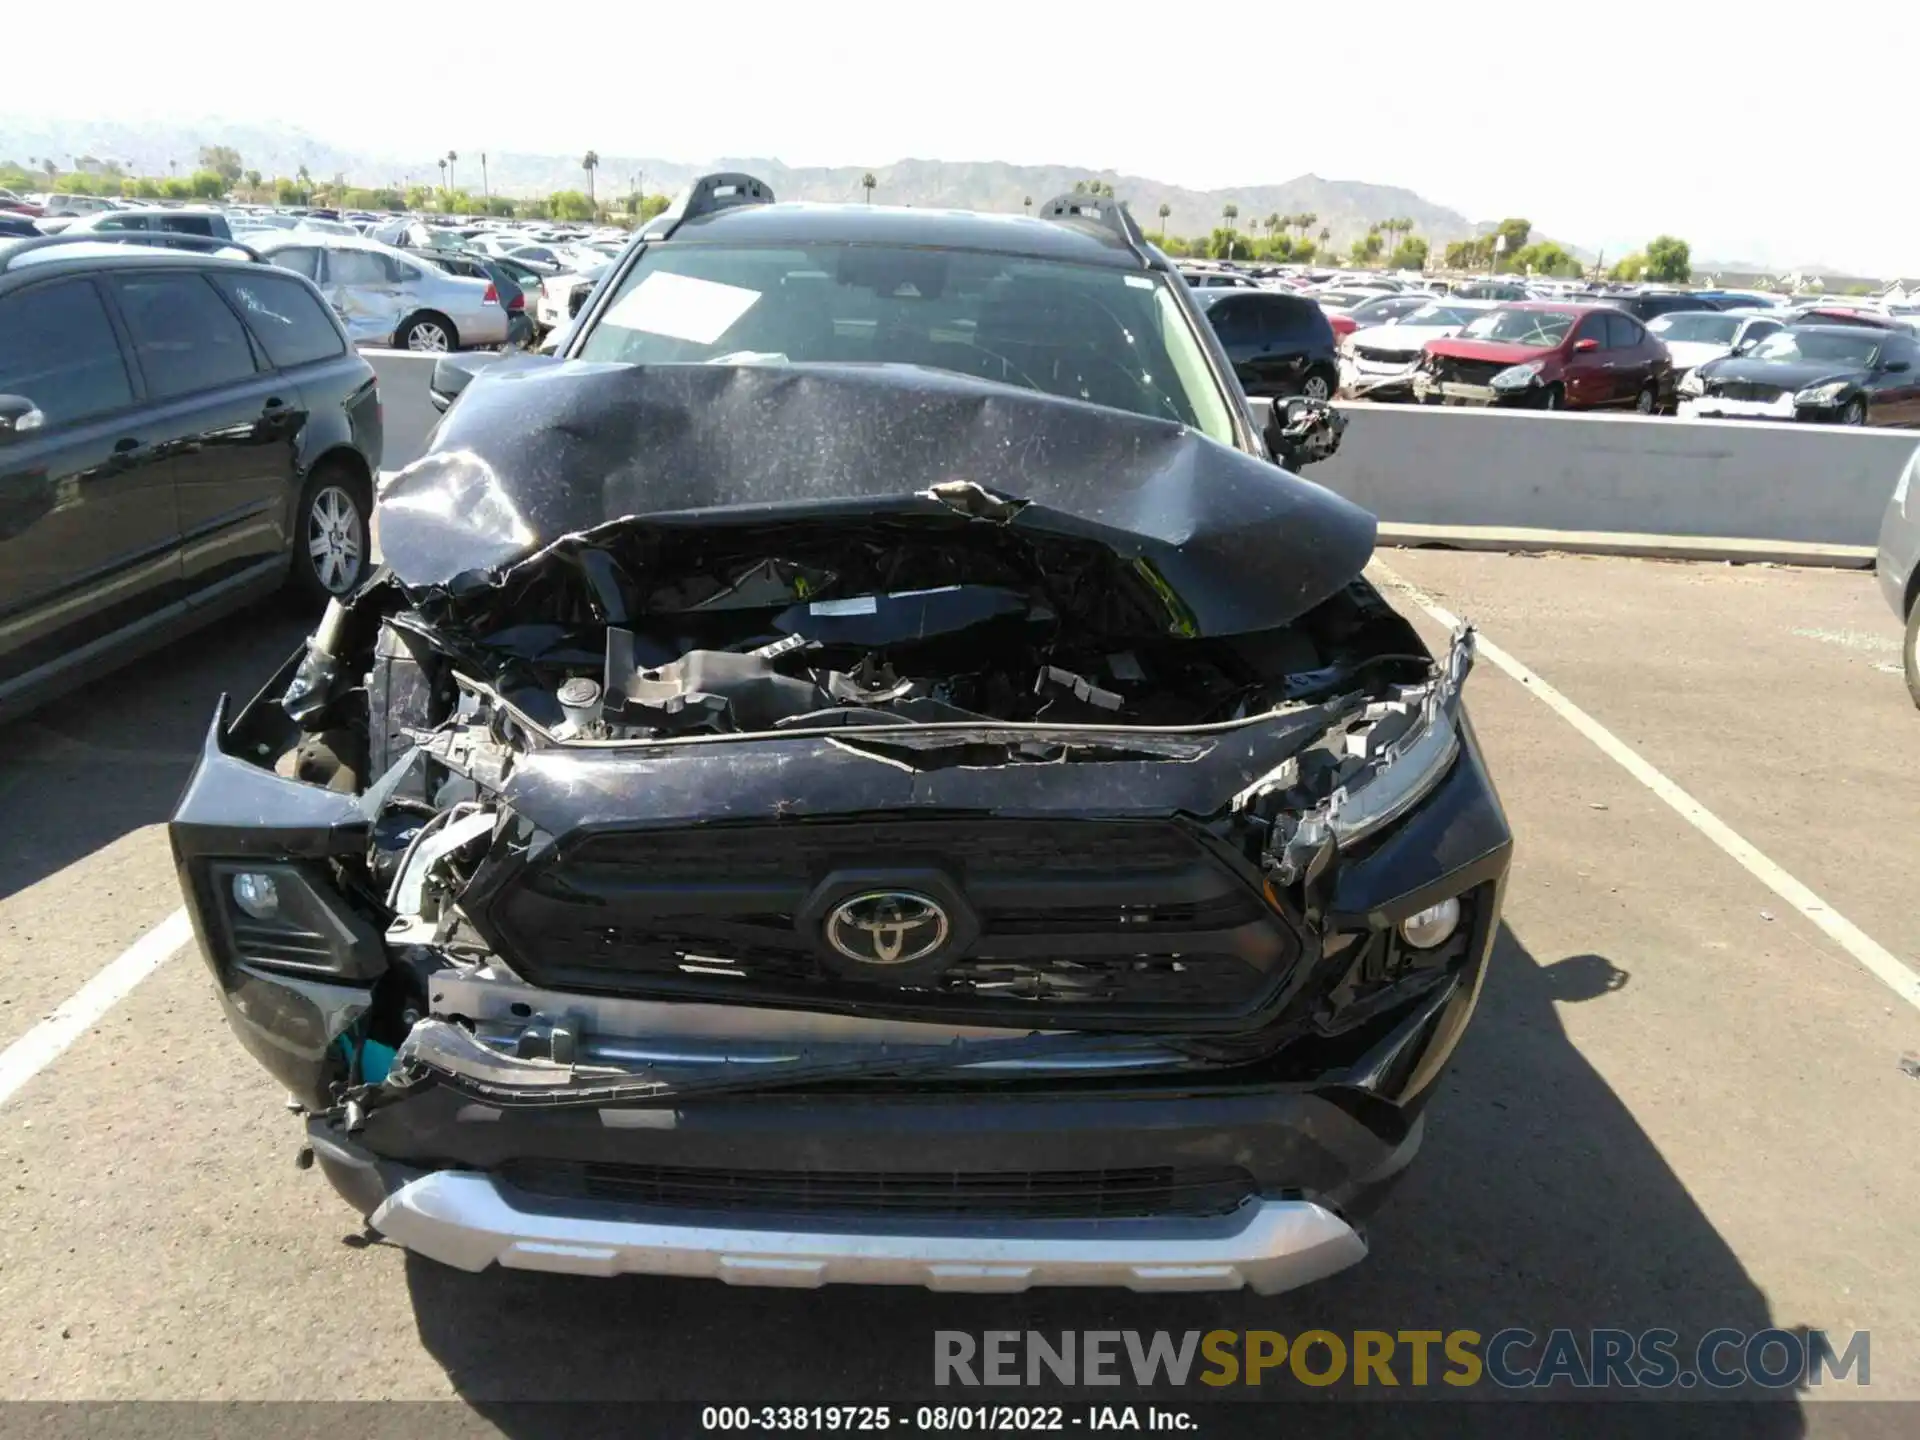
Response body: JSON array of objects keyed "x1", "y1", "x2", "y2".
[
  {"x1": 1206, "y1": 299, "x2": 1258, "y2": 348},
  {"x1": 383, "y1": 253, "x2": 425, "y2": 283},
  {"x1": 1743, "y1": 320, "x2": 1781, "y2": 349},
  {"x1": 326, "y1": 249, "x2": 392, "y2": 287},
  {"x1": 1572, "y1": 314, "x2": 1608, "y2": 348},
  {"x1": 0, "y1": 279, "x2": 135, "y2": 426},
  {"x1": 160, "y1": 214, "x2": 214, "y2": 237},
  {"x1": 1263, "y1": 298, "x2": 1314, "y2": 344},
  {"x1": 1604, "y1": 312, "x2": 1643, "y2": 349},
  {"x1": 1881, "y1": 334, "x2": 1915, "y2": 368},
  {"x1": 107, "y1": 272, "x2": 259, "y2": 400},
  {"x1": 269, "y1": 246, "x2": 321, "y2": 280},
  {"x1": 95, "y1": 214, "x2": 144, "y2": 232},
  {"x1": 211, "y1": 272, "x2": 346, "y2": 369}
]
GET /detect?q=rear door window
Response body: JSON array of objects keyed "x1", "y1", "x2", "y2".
[
  {"x1": 324, "y1": 249, "x2": 393, "y2": 286},
  {"x1": 1262, "y1": 297, "x2": 1320, "y2": 344},
  {"x1": 1604, "y1": 312, "x2": 1643, "y2": 348},
  {"x1": 211, "y1": 272, "x2": 346, "y2": 368},
  {"x1": 268, "y1": 246, "x2": 322, "y2": 280},
  {"x1": 159, "y1": 213, "x2": 215, "y2": 237},
  {"x1": 107, "y1": 272, "x2": 260, "y2": 400},
  {"x1": 0, "y1": 278, "x2": 136, "y2": 425}
]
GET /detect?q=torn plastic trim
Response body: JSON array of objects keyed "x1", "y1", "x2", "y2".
[{"x1": 379, "y1": 1017, "x2": 1201, "y2": 1110}]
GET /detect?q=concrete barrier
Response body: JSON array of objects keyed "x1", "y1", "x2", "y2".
[
  {"x1": 1315, "y1": 404, "x2": 1918, "y2": 549},
  {"x1": 370, "y1": 353, "x2": 1918, "y2": 553}
]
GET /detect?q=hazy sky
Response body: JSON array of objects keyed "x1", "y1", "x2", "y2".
[{"x1": 11, "y1": 1, "x2": 1917, "y2": 272}]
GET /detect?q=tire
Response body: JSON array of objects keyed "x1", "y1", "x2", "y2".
[
  {"x1": 398, "y1": 312, "x2": 457, "y2": 353},
  {"x1": 1634, "y1": 383, "x2": 1658, "y2": 415},
  {"x1": 1840, "y1": 398, "x2": 1867, "y2": 426},
  {"x1": 1905, "y1": 595, "x2": 1920, "y2": 711},
  {"x1": 1537, "y1": 383, "x2": 1564, "y2": 411},
  {"x1": 290, "y1": 463, "x2": 372, "y2": 604},
  {"x1": 1299, "y1": 369, "x2": 1334, "y2": 403}
]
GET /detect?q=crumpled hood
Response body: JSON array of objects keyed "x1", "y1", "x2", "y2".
[
  {"x1": 378, "y1": 359, "x2": 1377, "y2": 637},
  {"x1": 1700, "y1": 356, "x2": 1868, "y2": 391}
]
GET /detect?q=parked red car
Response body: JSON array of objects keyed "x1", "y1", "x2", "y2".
[
  {"x1": 0, "y1": 187, "x2": 43, "y2": 217},
  {"x1": 1414, "y1": 302, "x2": 1674, "y2": 412}
]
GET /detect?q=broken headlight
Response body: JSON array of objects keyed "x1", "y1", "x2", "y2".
[
  {"x1": 1328, "y1": 703, "x2": 1460, "y2": 849},
  {"x1": 1490, "y1": 360, "x2": 1544, "y2": 391},
  {"x1": 1679, "y1": 368, "x2": 1705, "y2": 397}
]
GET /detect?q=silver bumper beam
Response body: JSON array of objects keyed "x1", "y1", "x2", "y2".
[{"x1": 371, "y1": 1171, "x2": 1368, "y2": 1294}]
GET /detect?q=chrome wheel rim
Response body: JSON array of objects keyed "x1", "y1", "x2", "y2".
[
  {"x1": 1302, "y1": 376, "x2": 1330, "y2": 401},
  {"x1": 1636, "y1": 388, "x2": 1655, "y2": 413},
  {"x1": 406, "y1": 322, "x2": 450, "y2": 352},
  {"x1": 1843, "y1": 401, "x2": 1865, "y2": 425},
  {"x1": 307, "y1": 485, "x2": 365, "y2": 595}
]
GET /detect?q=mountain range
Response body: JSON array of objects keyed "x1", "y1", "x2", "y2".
[{"x1": 0, "y1": 114, "x2": 1497, "y2": 252}]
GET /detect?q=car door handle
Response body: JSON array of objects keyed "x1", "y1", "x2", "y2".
[
  {"x1": 264, "y1": 397, "x2": 285, "y2": 411},
  {"x1": 112, "y1": 437, "x2": 143, "y2": 454}
]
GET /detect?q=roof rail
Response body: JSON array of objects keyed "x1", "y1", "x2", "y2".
[
  {"x1": 638, "y1": 172, "x2": 776, "y2": 242},
  {"x1": 1035, "y1": 192, "x2": 1155, "y2": 267},
  {"x1": 0, "y1": 231, "x2": 262, "y2": 273}
]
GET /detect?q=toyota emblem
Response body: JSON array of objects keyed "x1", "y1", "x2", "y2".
[{"x1": 825, "y1": 891, "x2": 951, "y2": 965}]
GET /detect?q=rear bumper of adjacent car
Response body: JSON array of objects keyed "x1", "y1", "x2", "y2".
[{"x1": 1876, "y1": 447, "x2": 1920, "y2": 621}]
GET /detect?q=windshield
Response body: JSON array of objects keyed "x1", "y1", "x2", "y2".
[
  {"x1": 1749, "y1": 330, "x2": 1880, "y2": 366},
  {"x1": 1647, "y1": 313, "x2": 1741, "y2": 343},
  {"x1": 575, "y1": 243, "x2": 1238, "y2": 444},
  {"x1": 1403, "y1": 303, "x2": 1479, "y2": 327},
  {"x1": 1460, "y1": 309, "x2": 1576, "y2": 347}
]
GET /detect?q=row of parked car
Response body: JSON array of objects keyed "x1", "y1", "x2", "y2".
[{"x1": 1188, "y1": 275, "x2": 1920, "y2": 427}]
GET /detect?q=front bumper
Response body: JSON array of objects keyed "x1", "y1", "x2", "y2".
[
  {"x1": 173, "y1": 650, "x2": 1511, "y2": 1292},
  {"x1": 368, "y1": 1170, "x2": 1368, "y2": 1292},
  {"x1": 1679, "y1": 394, "x2": 1841, "y2": 422},
  {"x1": 1339, "y1": 357, "x2": 1421, "y2": 398}
]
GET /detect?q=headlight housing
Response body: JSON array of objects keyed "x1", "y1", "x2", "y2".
[
  {"x1": 1329, "y1": 705, "x2": 1461, "y2": 847},
  {"x1": 1339, "y1": 339, "x2": 1356, "y2": 359},
  {"x1": 1679, "y1": 369, "x2": 1705, "y2": 396},
  {"x1": 1795, "y1": 380, "x2": 1850, "y2": 405},
  {"x1": 1490, "y1": 360, "x2": 1544, "y2": 390}
]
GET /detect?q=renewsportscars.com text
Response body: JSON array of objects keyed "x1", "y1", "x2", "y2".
[{"x1": 934, "y1": 1328, "x2": 1869, "y2": 1391}]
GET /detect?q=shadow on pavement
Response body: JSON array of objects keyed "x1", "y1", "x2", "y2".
[
  {"x1": 0, "y1": 603, "x2": 310, "y2": 903},
  {"x1": 402, "y1": 924, "x2": 1805, "y2": 1433}
]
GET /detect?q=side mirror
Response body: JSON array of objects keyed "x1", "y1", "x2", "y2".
[
  {"x1": 0, "y1": 394, "x2": 45, "y2": 444},
  {"x1": 428, "y1": 353, "x2": 495, "y2": 413},
  {"x1": 1573, "y1": 337, "x2": 1600, "y2": 353}
]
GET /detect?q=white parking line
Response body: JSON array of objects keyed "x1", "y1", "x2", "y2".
[
  {"x1": 0, "y1": 908, "x2": 192, "y2": 1109},
  {"x1": 1373, "y1": 559, "x2": 1920, "y2": 1015}
]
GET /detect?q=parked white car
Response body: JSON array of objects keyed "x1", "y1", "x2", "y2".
[
  {"x1": 1645, "y1": 309, "x2": 1787, "y2": 384},
  {"x1": 1339, "y1": 300, "x2": 1498, "y2": 399}
]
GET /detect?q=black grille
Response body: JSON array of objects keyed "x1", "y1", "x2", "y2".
[
  {"x1": 1432, "y1": 357, "x2": 1508, "y2": 386},
  {"x1": 502, "y1": 1160, "x2": 1257, "y2": 1220},
  {"x1": 482, "y1": 819, "x2": 1295, "y2": 1028},
  {"x1": 1706, "y1": 380, "x2": 1786, "y2": 403},
  {"x1": 1354, "y1": 346, "x2": 1415, "y2": 366}
]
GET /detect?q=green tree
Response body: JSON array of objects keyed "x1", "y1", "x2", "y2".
[
  {"x1": 639, "y1": 192, "x2": 671, "y2": 223},
  {"x1": 446, "y1": 150, "x2": 459, "y2": 195},
  {"x1": 578, "y1": 150, "x2": 597, "y2": 205},
  {"x1": 197, "y1": 145, "x2": 243, "y2": 183},
  {"x1": 189, "y1": 169, "x2": 226, "y2": 199},
  {"x1": 1643, "y1": 235, "x2": 1692, "y2": 283},
  {"x1": 1156, "y1": 201, "x2": 1170, "y2": 239},
  {"x1": 862, "y1": 171, "x2": 877, "y2": 203},
  {"x1": 1490, "y1": 217, "x2": 1532, "y2": 271},
  {"x1": 1388, "y1": 236, "x2": 1430, "y2": 271},
  {"x1": 1349, "y1": 231, "x2": 1384, "y2": 265},
  {"x1": 404, "y1": 184, "x2": 435, "y2": 211},
  {"x1": 483, "y1": 194, "x2": 516, "y2": 217},
  {"x1": 550, "y1": 188, "x2": 597, "y2": 221},
  {"x1": 1291, "y1": 240, "x2": 1317, "y2": 265},
  {"x1": 1512, "y1": 241, "x2": 1582, "y2": 278},
  {"x1": 160, "y1": 178, "x2": 194, "y2": 201},
  {"x1": 1205, "y1": 226, "x2": 1240, "y2": 260},
  {"x1": 1609, "y1": 251, "x2": 1649, "y2": 282},
  {"x1": 1219, "y1": 202, "x2": 1238, "y2": 257}
]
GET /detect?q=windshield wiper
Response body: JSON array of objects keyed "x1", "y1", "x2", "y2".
[{"x1": 372, "y1": 1018, "x2": 1205, "y2": 1111}]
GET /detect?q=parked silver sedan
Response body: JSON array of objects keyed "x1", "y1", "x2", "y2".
[
  {"x1": 1875, "y1": 443, "x2": 1920, "y2": 706},
  {"x1": 252, "y1": 233, "x2": 507, "y2": 351}
]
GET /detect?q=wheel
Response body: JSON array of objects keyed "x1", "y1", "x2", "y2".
[
  {"x1": 1905, "y1": 595, "x2": 1920, "y2": 711},
  {"x1": 291, "y1": 464, "x2": 371, "y2": 603},
  {"x1": 1840, "y1": 398, "x2": 1866, "y2": 426},
  {"x1": 1634, "y1": 383, "x2": 1658, "y2": 415},
  {"x1": 398, "y1": 312, "x2": 457, "y2": 352},
  {"x1": 1299, "y1": 369, "x2": 1334, "y2": 403},
  {"x1": 1537, "y1": 383, "x2": 1564, "y2": 411}
]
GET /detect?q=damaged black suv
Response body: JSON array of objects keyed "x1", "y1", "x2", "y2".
[{"x1": 171, "y1": 176, "x2": 1510, "y2": 1294}]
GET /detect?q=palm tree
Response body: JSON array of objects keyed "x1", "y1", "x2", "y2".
[
  {"x1": 582, "y1": 150, "x2": 599, "y2": 204},
  {"x1": 480, "y1": 151, "x2": 489, "y2": 203},
  {"x1": 446, "y1": 150, "x2": 459, "y2": 195},
  {"x1": 1023, "y1": 195, "x2": 1033, "y2": 214},
  {"x1": 296, "y1": 164, "x2": 312, "y2": 203},
  {"x1": 1318, "y1": 225, "x2": 1330, "y2": 248},
  {"x1": 1156, "y1": 201, "x2": 1171, "y2": 241},
  {"x1": 862, "y1": 171, "x2": 877, "y2": 204},
  {"x1": 1265, "y1": 212, "x2": 1282, "y2": 248},
  {"x1": 436, "y1": 157, "x2": 446, "y2": 195},
  {"x1": 1220, "y1": 202, "x2": 1238, "y2": 259},
  {"x1": 1296, "y1": 211, "x2": 1317, "y2": 242}
]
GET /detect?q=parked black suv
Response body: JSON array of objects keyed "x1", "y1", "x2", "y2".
[
  {"x1": 172, "y1": 180, "x2": 1509, "y2": 1296},
  {"x1": 0, "y1": 236, "x2": 381, "y2": 723},
  {"x1": 1193, "y1": 287, "x2": 1340, "y2": 399}
]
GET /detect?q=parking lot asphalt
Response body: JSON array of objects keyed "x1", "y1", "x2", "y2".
[{"x1": 0, "y1": 552, "x2": 1915, "y2": 1426}]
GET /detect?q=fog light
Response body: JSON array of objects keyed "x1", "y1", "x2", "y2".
[
  {"x1": 231, "y1": 872, "x2": 281, "y2": 921},
  {"x1": 1399, "y1": 896, "x2": 1461, "y2": 950}
]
